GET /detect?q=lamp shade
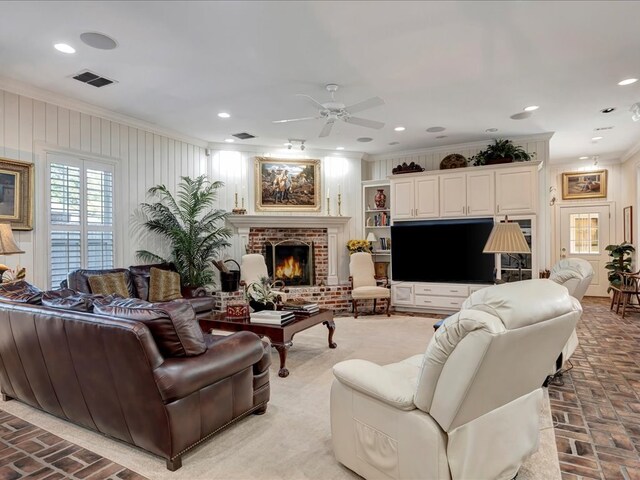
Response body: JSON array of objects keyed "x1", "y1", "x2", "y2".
[
  {"x1": 483, "y1": 221, "x2": 530, "y2": 254},
  {"x1": 366, "y1": 232, "x2": 377, "y2": 243},
  {"x1": 0, "y1": 224, "x2": 24, "y2": 255}
]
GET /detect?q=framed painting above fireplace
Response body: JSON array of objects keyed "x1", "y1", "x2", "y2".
[{"x1": 255, "y1": 157, "x2": 321, "y2": 212}]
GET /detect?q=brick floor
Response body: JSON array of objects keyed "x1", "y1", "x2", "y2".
[
  {"x1": 549, "y1": 297, "x2": 640, "y2": 480},
  {"x1": 0, "y1": 410, "x2": 147, "y2": 480}
]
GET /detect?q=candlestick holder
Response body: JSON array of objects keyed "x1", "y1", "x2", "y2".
[
  {"x1": 232, "y1": 192, "x2": 246, "y2": 215},
  {"x1": 337, "y1": 193, "x2": 342, "y2": 216},
  {"x1": 326, "y1": 196, "x2": 331, "y2": 216}
]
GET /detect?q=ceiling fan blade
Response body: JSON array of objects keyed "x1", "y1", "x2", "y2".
[
  {"x1": 319, "y1": 120, "x2": 335, "y2": 138},
  {"x1": 344, "y1": 116, "x2": 385, "y2": 129},
  {"x1": 272, "y1": 116, "x2": 320, "y2": 124},
  {"x1": 345, "y1": 96, "x2": 385, "y2": 114},
  {"x1": 296, "y1": 94, "x2": 326, "y2": 110}
]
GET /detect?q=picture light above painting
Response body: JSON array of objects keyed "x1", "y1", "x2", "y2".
[{"x1": 0, "y1": 158, "x2": 33, "y2": 230}]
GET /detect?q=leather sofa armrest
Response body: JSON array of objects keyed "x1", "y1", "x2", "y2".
[
  {"x1": 333, "y1": 359, "x2": 416, "y2": 411},
  {"x1": 154, "y1": 331, "x2": 265, "y2": 403}
]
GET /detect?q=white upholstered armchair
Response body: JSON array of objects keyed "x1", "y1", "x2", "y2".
[
  {"x1": 349, "y1": 252, "x2": 390, "y2": 318},
  {"x1": 330, "y1": 280, "x2": 581, "y2": 480},
  {"x1": 239, "y1": 254, "x2": 287, "y2": 302},
  {"x1": 549, "y1": 257, "x2": 593, "y2": 372}
]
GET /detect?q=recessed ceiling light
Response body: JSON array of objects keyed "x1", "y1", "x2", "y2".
[
  {"x1": 436, "y1": 135, "x2": 448, "y2": 139},
  {"x1": 224, "y1": 138, "x2": 235, "y2": 143},
  {"x1": 388, "y1": 141, "x2": 400, "y2": 146},
  {"x1": 357, "y1": 137, "x2": 373, "y2": 143},
  {"x1": 591, "y1": 136, "x2": 603, "y2": 141},
  {"x1": 218, "y1": 112, "x2": 230, "y2": 118},
  {"x1": 336, "y1": 146, "x2": 344, "y2": 150},
  {"x1": 54, "y1": 43, "x2": 75, "y2": 54},
  {"x1": 510, "y1": 112, "x2": 532, "y2": 120},
  {"x1": 80, "y1": 32, "x2": 118, "y2": 50},
  {"x1": 485, "y1": 128, "x2": 498, "y2": 133},
  {"x1": 579, "y1": 156, "x2": 589, "y2": 160},
  {"x1": 618, "y1": 78, "x2": 638, "y2": 86},
  {"x1": 426, "y1": 127, "x2": 446, "y2": 133},
  {"x1": 600, "y1": 107, "x2": 616, "y2": 114},
  {"x1": 394, "y1": 126, "x2": 405, "y2": 132},
  {"x1": 523, "y1": 105, "x2": 539, "y2": 112}
]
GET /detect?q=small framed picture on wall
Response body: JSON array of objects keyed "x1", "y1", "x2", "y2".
[{"x1": 624, "y1": 205, "x2": 633, "y2": 244}]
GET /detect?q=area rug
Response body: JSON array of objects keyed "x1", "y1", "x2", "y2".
[{"x1": 0, "y1": 315, "x2": 560, "y2": 479}]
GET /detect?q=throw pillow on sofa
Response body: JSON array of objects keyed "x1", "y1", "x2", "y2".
[
  {"x1": 0, "y1": 280, "x2": 42, "y2": 304},
  {"x1": 129, "y1": 263, "x2": 175, "y2": 301},
  {"x1": 88, "y1": 272, "x2": 130, "y2": 297},
  {"x1": 149, "y1": 267, "x2": 183, "y2": 302},
  {"x1": 94, "y1": 300, "x2": 206, "y2": 357}
]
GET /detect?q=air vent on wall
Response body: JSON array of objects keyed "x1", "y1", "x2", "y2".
[
  {"x1": 72, "y1": 70, "x2": 117, "y2": 88},
  {"x1": 232, "y1": 132, "x2": 256, "y2": 140}
]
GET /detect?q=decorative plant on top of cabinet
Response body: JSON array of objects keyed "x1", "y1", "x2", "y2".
[{"x1": 468, "y1": 139, "x2": 535, "y2": 166}]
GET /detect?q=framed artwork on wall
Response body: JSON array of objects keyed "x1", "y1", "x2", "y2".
[
  {"x1": 254, "y1": 157, "x2": 321, "y2": 212},
  {"x1": 561, "y1": 170, "x2": 607, "y2": 200},
  {"x1": 0, "y1": 158, "x2": 34, "y2": 230},
  {"x1": 624, "y1": 205, "x2": 633, "y2": 244}
]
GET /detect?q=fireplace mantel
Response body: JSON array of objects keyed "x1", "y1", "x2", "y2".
[
  {"x1": 227, "y1": 215, "x2": 351, "y2": 228},
  {"x1": 227, "y1": 215, "x2": 352, "y2": 285}
]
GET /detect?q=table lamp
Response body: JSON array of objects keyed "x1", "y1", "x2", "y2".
[
  {"x1": 483, "y1": 216, "x2": 530, "y2": 282},
  {"x1": 366, "y1": 232, "x2": 377, "y2": 254},
  {"x1": 0, "y1": 223, "x2": 24, "y2": 282}
]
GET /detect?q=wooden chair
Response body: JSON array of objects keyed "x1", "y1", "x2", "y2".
[
  {"x1": 349, "y1": 252, "x2": 390, "y2": 318},
  {"x1": 610, "y1": 271, "x2": 640, "y2": 318}
]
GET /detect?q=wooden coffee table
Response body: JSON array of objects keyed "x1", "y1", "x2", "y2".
[{"x1": 199, "y1": 309, "x2": 336, "y2": 378}]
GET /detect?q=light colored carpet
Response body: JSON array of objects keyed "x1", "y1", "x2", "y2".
[{"x1": 1, "y1": 315, "x2": 560, "y2": 479}]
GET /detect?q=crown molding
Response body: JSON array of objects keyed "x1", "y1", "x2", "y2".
[
  {"x1": 206, "y1": 141, "x2": 366, "y2": 159},
  {"x1": 622, "y1": 137, "x2": 640, "y2": 163},
  {"x1": 0, "y1": 76, "x2": 208, "y2": 148},
  {"x1": 365, "y1": 132, "x2": 555, "y2": 162}
]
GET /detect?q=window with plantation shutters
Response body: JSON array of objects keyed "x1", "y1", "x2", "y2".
[{"x1": 48, "y1": 156, "x2": 115, "y2": 288}]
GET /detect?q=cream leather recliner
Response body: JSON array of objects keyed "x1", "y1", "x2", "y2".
[
  {"x1": 549, "y1": 258, "x2": 593, "y2": 370},
  {"x1": 330, "y1": 279, "x2": 581, "y2": 480}
]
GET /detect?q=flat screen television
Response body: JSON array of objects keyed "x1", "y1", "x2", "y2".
[{"x1": 391, "y1": 218, "x2": 495, "y2": 283}]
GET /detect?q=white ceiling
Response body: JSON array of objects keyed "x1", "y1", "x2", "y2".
[{"x1": 1, "y1": 1, "x2": 640, "y2": 162}]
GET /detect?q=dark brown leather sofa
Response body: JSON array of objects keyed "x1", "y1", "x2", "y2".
[
  {"x1": 0, "y1": 298, "x2": 271, "y2": 470},
  {"x1": 64, "y1": 264, "x2": 215, "y2": 318}
]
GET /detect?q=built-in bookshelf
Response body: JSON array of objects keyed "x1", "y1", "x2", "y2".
[{"x1": 362, "y1": 180, "x2": 391, "y2": 265}]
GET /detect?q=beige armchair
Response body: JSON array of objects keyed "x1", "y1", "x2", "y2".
[
  {"x1": 331, "y1": 280, "x2": 581, "y2": 480},
  {"x1": 549, "y1": 257, "x2": 593, "y2": 374},
  {"x1": 349, "y1": 252, "x2": 390, "y2": 318},
  {"x1": 239, "y1": 254, "x2": 287, "y2": 302}
]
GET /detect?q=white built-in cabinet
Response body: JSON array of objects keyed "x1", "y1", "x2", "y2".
[
  {"x1": 387, "y1": 161, "x2": 542, "y2": 313},
  {"x1": 391, "y1": 162, "x2": 539, "y2": 221},
  {"x1": 390, "y1": 176, "x2": 439, "y2": 219}
]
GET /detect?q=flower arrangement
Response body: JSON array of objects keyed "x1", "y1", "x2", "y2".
[
  {"x1": 246, "y1": 276, "x2": 280, "y2": 305},
  {"x1": 346, "y1": 239, "x2": 372, "y2": 254}
]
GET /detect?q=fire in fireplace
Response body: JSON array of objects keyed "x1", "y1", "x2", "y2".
[{"x1": 265, "y1": 240, "x2": 314, "y2": 286}]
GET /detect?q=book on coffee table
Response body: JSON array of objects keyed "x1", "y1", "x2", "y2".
[
  {"x1": 250, "y1": 310, "x2": 296, "y2": 325},
  {"x1": 281, "y1": 300, "x2": 320, "y2": 315}
]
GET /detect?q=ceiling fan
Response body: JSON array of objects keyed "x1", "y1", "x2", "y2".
[{"x1": 273, "y1": 84, "x2": 385, "y2": 138}]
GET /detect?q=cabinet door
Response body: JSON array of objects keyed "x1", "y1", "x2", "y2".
[
  {"x1": 496, "y1": 168, "x2": 536, "y2": 215},
  {"x1": 439, "y1": 173, "x2": 466, "y2": 217},
  {"x1": 414, "y1": 177, "x2": 439, "y2": 218},
  {"x1": 391, "y1": 284, "x2": 414, "y2": 305},
  {"x1": 391, "y1": 178, "x2": 415, "y2": 220},
  {"x1": 466, "y1": 171, "x2": 495, "y2": 216}
]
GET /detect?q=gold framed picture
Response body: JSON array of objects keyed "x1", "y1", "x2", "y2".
[
  {"x1": 561, "y1": 170, "x2": 607, "y2": 200},
  {"x1": 0, "y1": 158, "x2": 34, "y2": 230},
  {"x1": 254, "y1": 157, "x2": 321, "y2": 212}
]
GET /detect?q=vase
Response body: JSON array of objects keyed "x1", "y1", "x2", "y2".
[{"x1": 374, "y1": 189, "x2": 387, "y2": 209}]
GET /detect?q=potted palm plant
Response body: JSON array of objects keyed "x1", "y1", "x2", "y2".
[
  {"x1": 605, "y1": 242, "x2": 636, "y2": 286},
  {"x1": 468, "y1": 139, "x2": 535, "y2": 166},
  {"x1": 136, "y1": 175, "x2": 231, "y2": 294}
]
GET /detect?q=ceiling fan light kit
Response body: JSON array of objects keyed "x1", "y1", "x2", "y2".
[{"x1": 274, "y1": 84, "x2": 385, "y2": 138}]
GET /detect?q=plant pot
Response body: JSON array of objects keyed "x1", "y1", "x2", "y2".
[
  {"x1": 485, "y1": 157, "x2": 513, "y2": 165},
  {"x1": 249, "y1": 300, "x2": 276, "y2": 312},
  {"x1": 181, "y1": 286, "x2": 205, "y2": 298}
]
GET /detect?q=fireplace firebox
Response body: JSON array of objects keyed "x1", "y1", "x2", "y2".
[{"x1": 265, "y1": 240, "x2": 314, "y2": 286}]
